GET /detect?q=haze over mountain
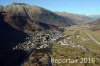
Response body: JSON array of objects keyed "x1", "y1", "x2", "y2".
[
  {"x1": 89, "y1": 15, "x2": 100, "y2": 20},
  {"x1": 88, "y1": 18, "x2": 100, "y2": 26},
  {"x1": 87, "y1": 18, "x2": 100, "y2": 31},
  {"x1": 55, "y1": 12, "x2": 94, "y2": 24}
]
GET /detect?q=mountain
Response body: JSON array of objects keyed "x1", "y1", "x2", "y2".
[
  {"x1": 88, "y1": 18, "x2": 100, "y2": 25},
  {"x1": 55, "y1": 12, "x2": 93, "y2": 24},
  {"x1": 0, "y1": 4, "x2": 74, "y2": 65},
  {"x1": 0, "y1": 12, "x2": 27, "y2": 49},
  {"x1": 0, "y1": 11, "x2": 58, "y2": 66},
  {"x1": 0, "y1": 12, "x2": 29, "y2": 66},
  {"x1": 0, "y1": 11, "x2": 58, "y2": 32},
  {"x1": 90, "y1": 15, "x2": 100, "y2": 20},
  {"x1": 1, "y1": 3, "x2": 74, "y2": 27},
  {"x1": 87, "y1": 18, "x2": 100, "y2": 31}
]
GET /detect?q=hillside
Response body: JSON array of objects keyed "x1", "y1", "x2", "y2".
[
  {"x1": 1, "y1": 3, "x2": 74, "y2": 27},
  {"x1": 0, "y1": 11, "x2": 58, "y2": 66},
  {"x1": 0, "y1": 12, "x2": 29, "y2": 66},
  {"x1": 90, "y1": 15, "x2": 100, "y2": 20},
  {"x1": 1, "y1": 12, "x2": 58, "y2": 31},
  {"x1": 87, "y1": 18, "x2": 100, "y2": 31},
  {"x1": 88, "y1": 18, "x2": 100, "y2": 25},
  {"x1": 55, "y1": 12, "x2": 93, "y2": 24}
]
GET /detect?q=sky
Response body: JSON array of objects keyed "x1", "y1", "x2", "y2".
[{"x1": 0, "y1": 0, "x2": 100, "y2": 15}]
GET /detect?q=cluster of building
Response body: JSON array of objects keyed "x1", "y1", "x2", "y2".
[
  {"x1": 13, "y1": 30, "x2": 62, "y2": 51},
  {"x1": 57, "y1": 37, "x2": 89, "y2": 51},
  {"x1": 81, "y1": 37, "x2": 90, "y2": 42},
  {"x1": 13, "y1": 29, "x2": 89, "y2": 52}
]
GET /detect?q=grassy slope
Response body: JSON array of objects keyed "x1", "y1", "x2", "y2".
[{"x1": 51, "y1": 26, "x2": 100, "y2": 66}]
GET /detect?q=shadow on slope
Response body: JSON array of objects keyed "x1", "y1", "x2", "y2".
[
  {"x1": 38, "y1": 22, "x2": 58, "y2": 30},
  {"x1": 0, "y1": 12, "x2": 28, "y2": 66}
]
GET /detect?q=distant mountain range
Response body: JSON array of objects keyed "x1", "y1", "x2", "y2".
[
  {"x1": 88, "y1": 18, "x2": 100, "y2": 25},
  {"x1": 55, "y1": 12, "x2": 94, "y2": 24},
  {"x1": 89, "y1": 15, "x2": 100, "y2": 20},
  {"x1": 87, "y1": 18, "x2": 100, "y2": 31}
]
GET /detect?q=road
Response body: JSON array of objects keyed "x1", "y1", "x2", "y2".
[{"x1": 84, "y1": 31, "x2": 100, "y2": 45}]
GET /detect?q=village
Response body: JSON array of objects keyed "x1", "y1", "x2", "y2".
[{"x1": 13, "y1": 27, "x2": 89, "y2": 53}]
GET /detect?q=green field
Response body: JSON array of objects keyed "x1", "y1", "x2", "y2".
[{"x1": 51, "y1": 25, "x2": 100, "y2": 66}]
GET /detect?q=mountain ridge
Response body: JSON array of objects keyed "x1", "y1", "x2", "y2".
[
  {"x1": 55, "y1": 12, "x2": 94, "y2": 24},
  {"x1": 1, "y1": 3, "x2": 73, "y2": 27}
]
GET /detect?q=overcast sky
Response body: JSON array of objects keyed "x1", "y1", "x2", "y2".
[{"x1": 0, "y1": 0, "x2": 100, "y2": 15}]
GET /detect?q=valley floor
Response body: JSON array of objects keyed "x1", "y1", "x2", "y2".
[{"x1": 21, "y1": 25, "x2": 100, "y2": 66}]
